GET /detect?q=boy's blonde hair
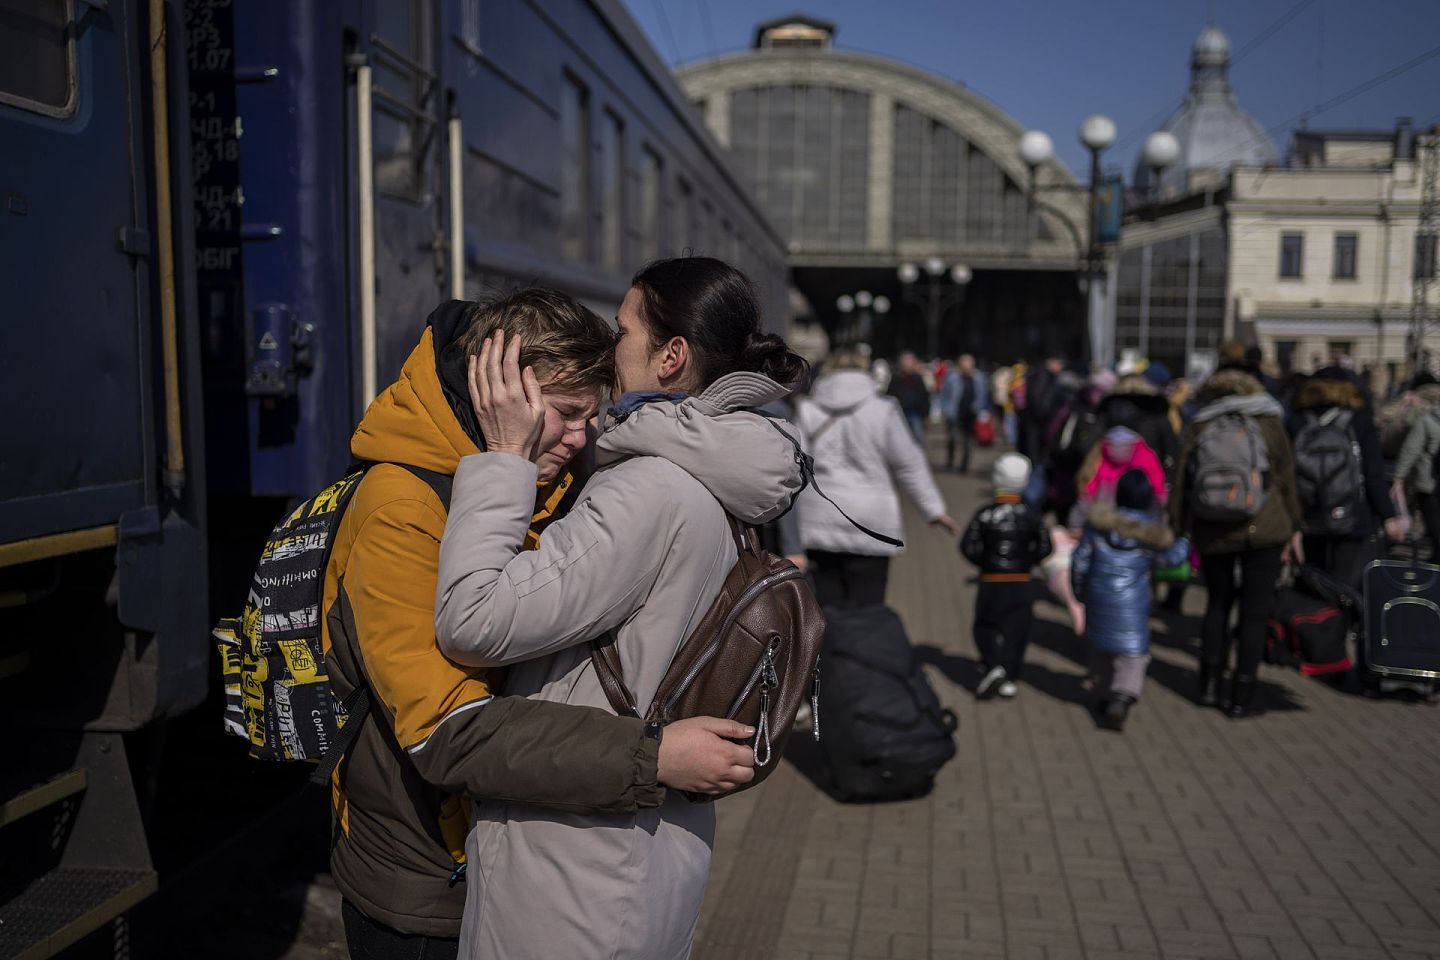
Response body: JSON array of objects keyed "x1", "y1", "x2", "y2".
[{"x1": 453, "y1": 288, "x2": 616, "y2": 393}]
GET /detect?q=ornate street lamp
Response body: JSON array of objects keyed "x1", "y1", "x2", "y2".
[
  {"x1": 836, "y1": 290, "x2": 890, "y2": 346},
  {"x1": 1018, "y1": 114, "x2": 1118, "y2": 365},
  {"x1": 897, "y1": 260, "x2": 971, "y2": 360}
]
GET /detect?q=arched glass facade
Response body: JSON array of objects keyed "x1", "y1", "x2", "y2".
[
  {"x1": 891, "y1": 104, "x2": 1029, "y2": 251},
  {"x1": 728, "y1": 84, "x2": 871, "y2": 251}
]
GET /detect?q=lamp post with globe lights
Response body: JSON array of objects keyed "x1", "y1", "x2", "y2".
[
  {"x1": 835, "y1": 290, "x2": 890, "y2": 347},
  {"x1": 1017, "y1": 115, "x2": 1179, "y2": 367},
  {"x1": 1141, "y1": 131, "x2": 1181, "y2": 212},
  {"x1": 895, "y1": 259, "x2": 971, "y2": 360}
]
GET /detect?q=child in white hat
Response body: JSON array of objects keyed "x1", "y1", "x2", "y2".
[{"x1": 960, "y1": 454, "x2": 1053, "y2": 699}]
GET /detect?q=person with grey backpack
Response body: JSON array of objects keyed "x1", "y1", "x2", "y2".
[
  {"x1": 1170, "y1": 361, "x2": 1303, "y2": 718},
  {"x1": 1289, "y1": 367, "x2": 1404, "y2": 591}
]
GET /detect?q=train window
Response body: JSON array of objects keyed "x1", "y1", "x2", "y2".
[
  {"x1": 0, "y1": 0, "x2": 76, "y2": 118},
  {"x1": 639, "y1": 147, "x2": 662, "y2": 262},
  {"x1": 599, "y1": 109, "x2": 624, "y2": 272},
  {"x1": 560, "y1": 74, "x2": 591, "y2": 262},
  {"x1": 371, "y1": 0, "x2": 434, "y2": 200}
]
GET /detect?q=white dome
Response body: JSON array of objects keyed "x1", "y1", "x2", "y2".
[
  {"x1": 1193, "y1": 25, "x2": 1230, "y2": 64},
  {"x1": 1136, "y1": 22, "x2": 1273, "y2": 194}
]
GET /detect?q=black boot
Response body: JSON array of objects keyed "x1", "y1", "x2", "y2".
[
  {"x1": 1097, "y1": 695, "x2": 1134, "y2": 731},
  {"x1": 1197, "y1": 663, "x2": 1221, "y2": 708},
  {"x1": 1225, "y1": 676, "x2": 1257, "y2": 718}
]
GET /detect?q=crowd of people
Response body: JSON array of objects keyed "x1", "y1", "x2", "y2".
[{"x1": 901, "y1": 340, "x2": 1440, "y2": 730}]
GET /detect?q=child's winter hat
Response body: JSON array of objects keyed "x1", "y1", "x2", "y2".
[
  {"x1": 1115, "y1": 468, "x2": 1155, "y2": 512},
  {"x1": 992, "y1": 452, "x2": 1032, "y2": 494}
]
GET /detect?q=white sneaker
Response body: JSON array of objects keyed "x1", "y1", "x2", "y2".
[
  {"x1": 976, "y1": 666, "x2": 1006, "y2": 700},
  {"x1": 998, "y1": 681, "x2": 1019, "y2": 698}
]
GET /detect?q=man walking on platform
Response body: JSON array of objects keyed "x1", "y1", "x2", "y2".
[
  {"x1": 888, "y1": 351, "x2": 932, "y2": 446},
  {"x1": 941, "y1": 354, "x2": 988, "y2": 473}
]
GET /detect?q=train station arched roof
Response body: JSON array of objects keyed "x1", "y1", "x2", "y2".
[{"x1": 676, "y1": 22, "x2": 1085, "y2": 272}]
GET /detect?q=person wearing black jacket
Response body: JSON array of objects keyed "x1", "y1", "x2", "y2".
[
  {"x1": 1289, "y1": 367, "x2": 1404, "y2": 590},
  {"x1": 1096, "y1": 374, "x2": 1180, "y2": 480},
  {"x1": 887, "y1": 351, "x2": 932, "y2": 444},
  {"x1": 962, "y1": 453, "x2": 1053, "y2": 699}
]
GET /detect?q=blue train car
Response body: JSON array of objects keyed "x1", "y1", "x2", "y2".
[{"x1": 1, "y1": 0, "x2": 785, "y2": 954}]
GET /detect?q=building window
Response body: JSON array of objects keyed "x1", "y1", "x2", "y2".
[
  {"x1": 1279, "y1": 233, "x2": 1304, "y2": 278},
  {"x1": 1328, "y1": 340, "x2": 1354, "y2": 363},
  {"x1": 0, "y1": 0, "x2": 76, "y2": 117},
  {"x1": 639, "y1": 147, "x2": 662, "y2": 262},
  {"x1": 1275, "y1": 340, "x2": 1298, "y2": 374},
  {"x1": 674, "y1": 177, "x2": 693, "y2": 254},
  {"x1": 1332, "y1": 233, "x2": 1358, "y2": 279},
  {"x1": 372, "y1": 0, "x2": 435, "y2": 201},
  {"x1": 560, "y1": 74, "x2": 590, "y2": 262},
  {"x1": 1417, "y1": 233, "x2": 1438, "y2": 280},
  {"x1": 599, "y1": 109, "x2": 624, "y2": 272}
]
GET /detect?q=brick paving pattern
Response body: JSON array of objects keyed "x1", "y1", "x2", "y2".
[{"x1": 693, "y1": 444, "x2": 1440, "y2": 960}]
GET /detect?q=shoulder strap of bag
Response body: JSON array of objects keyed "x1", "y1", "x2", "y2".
[
  {"x1": 309, "y1": 461, "x2": 453, "y2": 786},
  {"x1": 807, "y1": 397, "x2": 869, "y2": 445},
  {"x1": 766, "y1": 416, "x2": 903, "y2": 548},
  {"x1": 589, "y1": 516, "x2": 757, "y2": 720}
]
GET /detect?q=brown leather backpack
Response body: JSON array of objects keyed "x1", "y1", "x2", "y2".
[{"x1": 590, "y1": 515, "x2": 825, "y2": 797}]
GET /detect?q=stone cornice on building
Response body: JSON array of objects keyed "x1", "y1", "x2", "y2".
[
  {"x1": 1119, "y1": 205, "x2": 1225, "y2": 248},
  {"x1": 676, "y1": 48, "x2": 1086, "y2": 264}
]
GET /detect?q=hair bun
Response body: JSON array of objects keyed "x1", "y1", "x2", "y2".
[{"x1": 742, "y1": 331, "x2": 809, "y2": 387}]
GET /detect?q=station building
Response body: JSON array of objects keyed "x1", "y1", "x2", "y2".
[{"x1": 675, "y1": 16, "x2": 1089, "y2": 362}]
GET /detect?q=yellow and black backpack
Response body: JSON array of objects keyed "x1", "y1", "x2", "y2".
[{"x1": 212, "y1": 462, "x2": 451, "y2": 784}]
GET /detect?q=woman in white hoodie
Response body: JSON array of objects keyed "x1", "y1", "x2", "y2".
[
  {"x1": 795, "y1": 350, "x2": 959, "y2": 608},
  {"x1": 433, "y1": 258, "x2": 807, "y2": 960}
]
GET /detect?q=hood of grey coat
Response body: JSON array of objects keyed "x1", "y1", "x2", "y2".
[
  {"x1": 1193, "y1": 391, "x2": 1284, "y2": 424},
  {"x1": 594, "y1": 372, "x2": 803, "y2": 524},
  {"x1": 808, "y1": 369, "x2": 881, "y2": 413}
]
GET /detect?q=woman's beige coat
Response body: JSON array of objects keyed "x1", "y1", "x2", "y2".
[{"x1": 434, "y1": 372, "x2": 803, "y2": 960}]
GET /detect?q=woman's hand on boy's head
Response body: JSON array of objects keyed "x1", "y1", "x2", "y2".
[{"x1": 469, "y1": 331, "x2": 546, "y2": 461}]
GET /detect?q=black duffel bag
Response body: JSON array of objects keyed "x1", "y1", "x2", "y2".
[
  {"x1": 818, "y1": 604, "x2": 957, "y2": 802},
  {"x1": 1266, "y1": 564, "x2": 1358, "y2": 676}
]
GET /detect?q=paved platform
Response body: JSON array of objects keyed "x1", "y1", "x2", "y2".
[{"x1": 693, "y1": 444, "x2": 1440, "y2": 960}]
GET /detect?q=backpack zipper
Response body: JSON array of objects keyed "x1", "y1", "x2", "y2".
[{"x1": 662, "y1": 567, "x2": 804, "y2": 718}]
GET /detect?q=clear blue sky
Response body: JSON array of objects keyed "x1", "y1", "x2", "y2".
[{"x1": 622, "y1": 0, "x2": 1440, "y2": 180}]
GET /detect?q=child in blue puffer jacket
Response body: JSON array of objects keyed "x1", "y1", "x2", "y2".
[{"x1": 1071, "y1": 469, "x2": 1189, "y2": 730}]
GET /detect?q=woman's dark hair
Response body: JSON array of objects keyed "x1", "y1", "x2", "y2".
[{"x1": 630, "y1": 257, "x2": 809, "y2": 389}]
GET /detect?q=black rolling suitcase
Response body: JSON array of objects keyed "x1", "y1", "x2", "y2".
[
  {"x1": 1361, "y1": 550, "x2": 1440, "y2": 697},
  {"x1": 818, "y1": 605, "x2": 958, "y2": 802}
]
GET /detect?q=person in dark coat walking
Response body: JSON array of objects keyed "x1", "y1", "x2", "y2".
[
  {"x1": 887, "y1": 351, "x2": 932, "y2": 445},
  {"x1": 1096, "y1": 373, "x2": 1180, "y2": 481},
  {"x1": 962, "y1": 453, "x2": 1052, "y2": 699},
  {"x1": 1171, "y1": 367, "x2": 1303, "y2": 718},
  {"x1": 1288, "y1": 367, "x2": 1403, "y2": 590}
]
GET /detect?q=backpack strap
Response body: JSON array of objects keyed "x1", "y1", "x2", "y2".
[
  {"x1": 589, "y1": 514, "x2": 758, "y2": 722},
  {"x1": 763, "y1": 417, "x2": 904, "y2": 548},
  {"x1": 807, "y1": 399, "x2": 867, "y2": 445},
  {"x1": 307, "y1": 461, "x2": 455, "y2": 787},
  {"x1": 591, "y1": 631, "x2": 640, "y2": 719}
]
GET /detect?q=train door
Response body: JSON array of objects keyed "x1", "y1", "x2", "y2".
[
  {"x1": 355, "y1": 0, "x2": 446, "y2": 400},
  {"x1": 0, "y1": 1, "x2": 153, "y2": 542}
]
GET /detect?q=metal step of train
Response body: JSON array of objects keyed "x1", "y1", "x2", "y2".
[
  {"x1": 0, "y1": 733, "x2": 156, "y2": 960},
  {"x1": 0, "y1": 867, "x2": 157, "y2": 960}
]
